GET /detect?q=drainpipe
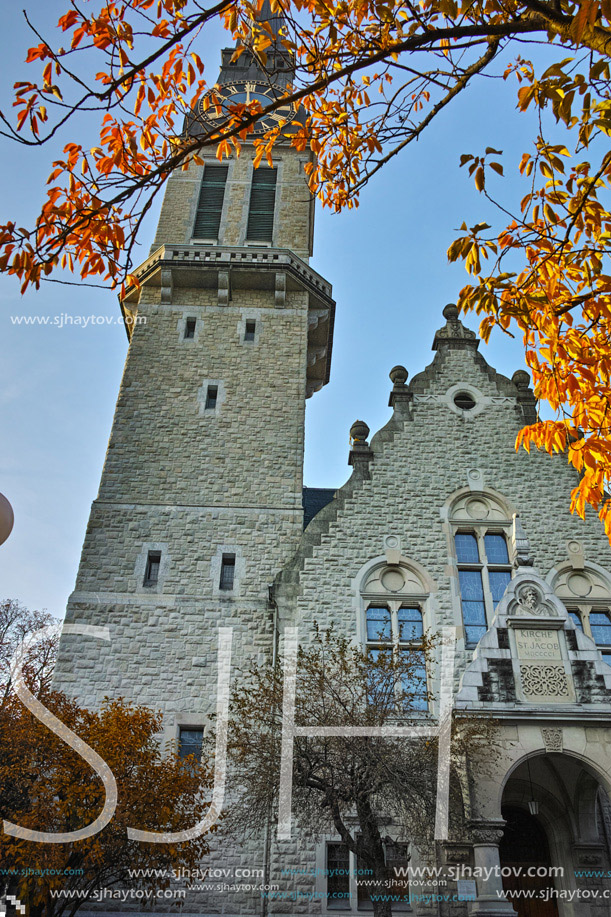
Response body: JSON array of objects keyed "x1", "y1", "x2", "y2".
[{"x1": 262, "y1": 585, "x2": 280, "y2": 917}]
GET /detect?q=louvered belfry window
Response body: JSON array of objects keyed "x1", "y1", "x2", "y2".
[
  {"x1": 193, "y1": 164, "x2": 228, "y2": 239},
  {"x1": 246, "y1": 168, "x2": 277, "y2": 242}
]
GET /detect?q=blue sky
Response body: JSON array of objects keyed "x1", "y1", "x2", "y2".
[{"x1": 0, "y1": 2, "x2": 546, "y2": 617}]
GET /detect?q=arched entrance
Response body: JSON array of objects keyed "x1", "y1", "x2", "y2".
[
  {"x1": 499, "y1": 806, "x2": 559, "y2": 917},
  {"x1": 498, "y1": 750, "x2": 611, "y2": 916}
]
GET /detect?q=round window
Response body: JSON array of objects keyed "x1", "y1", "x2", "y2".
[{"x1": 454, "y1": 392, "x2": 476, "y2": 410}]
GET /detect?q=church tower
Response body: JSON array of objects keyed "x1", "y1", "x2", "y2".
[{"x1": 54, "y1": 22, "x2": 335, "y2": 737}]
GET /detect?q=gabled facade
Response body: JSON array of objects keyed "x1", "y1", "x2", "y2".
[{"x1": 270, "y1": 305, "x2": 611, "y2": 915}]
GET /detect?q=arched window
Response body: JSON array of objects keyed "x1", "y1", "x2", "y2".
[
  {"x1": 360, "y1": 561, "x2": 431, "y2": 711},
  {"x1": 448, "y1": 491, "x2": 514, "y2": 648},
  {"x1": 553, "y1": 564, "x2": 611, "y2": 666}
]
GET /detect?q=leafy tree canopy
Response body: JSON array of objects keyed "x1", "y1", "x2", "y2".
[{"x1": 2, "y1": 0, "x2": 611, "y2": 533}]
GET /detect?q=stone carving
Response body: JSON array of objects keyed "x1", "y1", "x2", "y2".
[
  {"x1": 578, "y1": 853, "x2": 603, "y2": 866},
  {"x1": 541, "y1": 728, "x2": 563, "y2": 752},
  {"x1": 442, "y1": 844, "x2": 472, "y2": 865},
  {"x1": 218, "y1": 270, "x2": 230, "y2": 307},
  {"x1": 518, "y1": 585, "x2": 542, "y2": 613},
  {"x1": 469, "y1": 822, "x2": 505, "y2": 845},
  {"x1": 515, "y1": 628, "x2": 562, "y2": 662},
  {"x1": 512, "y1": 514, "x2": 534, "y2": 568},
  {"x1": 514, "y1": 583, "x2": 557, "y2": 617},
  {"x1": 466, "y1": 468, "x2": 484, "y2": 491},
  {"x1": 521, "y1": 665, "x2": 570, "y2": 699},
  {"x1": 567, "y1": 539, "x2": 585, "y2": 570}
]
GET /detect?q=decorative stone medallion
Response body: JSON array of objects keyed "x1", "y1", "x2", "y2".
[
  {"x1": 567, "y1": 572, "x2": 592, "y2": 597},
  {"x1": 381, "y1": 568, "x2": 405, "y2": 592},
  {"x1": 466, "y1": 497, "x2": 489, "y2": 520}
]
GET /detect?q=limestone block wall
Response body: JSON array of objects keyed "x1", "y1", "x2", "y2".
[{"x1": 97, "y1": 288, "x2": 308, "y2": 509}]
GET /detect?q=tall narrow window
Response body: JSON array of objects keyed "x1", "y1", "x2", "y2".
[
  {"x1": 205, "y1": 385, "x2": 218, "y2": 410},
  {"x1": 568, "y1": 610, "x2": 583, "y2": 631},
  {"x1": 246, "y1": 168, "x2": 277, "y2": 242},
  {"x1": 456, "y1": 531, "x2": 512, "y2": 647},
  {"x1": 220, "y1": 553, "x2": 236, "y2": 591},
  {"x1": 326, "y1": 843, "x2": 350, "y2": 909},
  {"x1": 385, "y1": 842, "x2": 410, "y2": 910},
  {"x1": 589, "y1": 611, "x2": 611, "y2": 664},
  {"x1": 178, "y1": 726, "x2": 204, "y2": 761},
  {"x1": 398, "y1": 608, "x2": 427, "y2": 711},
  {"x1": 244, "y1": 319, "x2": 256, "y2": 341},
  {"x1": 365, "y1": 605, "x2": 427, "y2": 711},
  {"x1": 325, "y1": 839, "x2": 409, "y2": 912},
  {"x1": 143, "y1": 550, "x2": 161, "y2": 586},
  {"x1": 193, "y1": 164, "x2": 228, "y2": 239},
  {"x1": 184, "y1": 317, "x2": 196, "y2": 339},
  {"x1": 366, "y1": 606, "x2": 392, "y2": 645}
]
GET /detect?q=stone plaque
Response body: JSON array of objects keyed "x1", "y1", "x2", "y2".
[
  {"x1": 457, "y1": 880, "x2": 477, "y2": 900},
  {"x1": 514, "y1": 627, "x2": 573, "y2": 702},
  {"x1": 514, "y1": 628, "x2": 562, "y2": 661}
]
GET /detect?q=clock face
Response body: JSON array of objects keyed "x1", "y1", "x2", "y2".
[{"x1": 197, "y1": 80, "x2": 297, "y2": 135}]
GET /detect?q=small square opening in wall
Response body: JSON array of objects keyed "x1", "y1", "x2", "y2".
[
  {"x1": 178, "y1": 726, "x2": 204, "y2": 761},
  {"x1": 184, "y1": 317, "x2": 196, "y2": 339},
  {"x1": 144, "y1": 550, "x2": 161, "y2": 586},
  {"x1": 244, "y1": 320, "x2": 256, "y2": 341},
  {"x1": 205, "y1": 385, "x2": 218, "y2": 410},
  {"x1": 219, "y1": 553, "x2": 236, "y2": 590}
]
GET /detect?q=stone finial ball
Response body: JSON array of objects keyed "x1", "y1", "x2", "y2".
[
  {"x1": 350, "y1": 420, "x2": 370, "y2": 442},
  {"x1": 389, "y1": 365, "x2": 408, "y2": 385},
  {"x1": 443, "y1": 303, "x2": 459, "y2": 321},
  {"x1": 512, "y1": 370, "x2": 531, "y2": 390},
  {"x1": 0, "y1": 493, "x2": 14, "y2": 546}
]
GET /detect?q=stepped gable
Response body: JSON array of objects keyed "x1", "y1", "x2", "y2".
[{"x1": 276, "y1": 304, "x2": 537, "y2": 597}]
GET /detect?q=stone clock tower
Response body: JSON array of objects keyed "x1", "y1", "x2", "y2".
[{"x1": 54, "y1": 19, "x2": 335, "y2": 740}]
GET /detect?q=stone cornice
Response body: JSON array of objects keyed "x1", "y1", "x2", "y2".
[{"x1": 120, "y1": 243, "x2": 335, "y2": 395}]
